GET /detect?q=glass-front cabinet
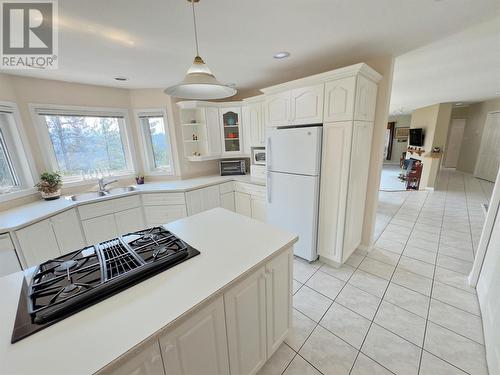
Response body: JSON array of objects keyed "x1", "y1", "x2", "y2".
[{"x1": 220, "y1": 107, "x2": 242, "y2": 155}]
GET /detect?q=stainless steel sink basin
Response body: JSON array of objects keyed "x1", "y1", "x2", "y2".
[
  {"x1": 67, "y1": 186, "x2": 137, "y2": 201},
  {"x1": 67, "y1": 191, "x2": 107, "y2": 201},
  {"x1": 106, "y1": 186, "x2": 137, "y2": 195}
]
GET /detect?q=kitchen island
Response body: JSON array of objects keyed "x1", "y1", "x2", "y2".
[{"x1": 0, "y1": 208, "x2": 297, "y2": 375}]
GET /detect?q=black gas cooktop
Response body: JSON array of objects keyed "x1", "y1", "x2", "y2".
[{"x1": 11, "y1": 227, "x2": 200, "y2": 343}]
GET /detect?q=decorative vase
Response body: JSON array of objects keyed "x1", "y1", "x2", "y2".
[{"x1": 40, "y1": 189, "x2": 61, "y2": 201}]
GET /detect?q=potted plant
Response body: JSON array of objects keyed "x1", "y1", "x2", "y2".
[{"x1": 35, "y1": 172, "x2": 63, "y2": 200}]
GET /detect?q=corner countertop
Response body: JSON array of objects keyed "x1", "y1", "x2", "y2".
[
  {"x1": 0, "y1": 174, "x2": 265, "y2": 232},
  {"x1": 0, "y1": 208, "x2": 297, "y2": 375}
]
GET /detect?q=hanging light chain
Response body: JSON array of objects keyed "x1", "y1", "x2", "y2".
[{"x1": 191, "y1": 0, "x2": 200, "y2": 57}]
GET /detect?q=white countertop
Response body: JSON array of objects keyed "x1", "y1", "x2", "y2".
[
  {"x1": 0, "y1": 174, "x2": 265, "y2": 232},
  {"x1": 0, "y1": 208, "x2": 297, "y2": 375}
]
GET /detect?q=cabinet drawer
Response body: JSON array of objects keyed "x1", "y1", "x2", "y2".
[
  {"x1": 234, "y1": 182, "x2": 266, "y2": 198},
  {"x1": 144, "y1": 205, "x2": 187, "y2": 226},
  {"x1": 114, "y1": 195, "x2": 141, "y2": 211},
  {"x1": 142, "y1": 193, "x2": 186, "y2": 206},
  {"x1": 219, "y1": 182, "x2": 234, "y2": 194},
  {"x1": 79, "y1": 200, "x2": 116, "y2": 220}
]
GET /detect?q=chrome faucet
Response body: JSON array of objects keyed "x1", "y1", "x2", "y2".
[{"x1": 97, "y1": 177, "x2": 118, "y2": 193}]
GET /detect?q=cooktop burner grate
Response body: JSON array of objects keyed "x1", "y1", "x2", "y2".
[{"x1": 98, "y1": 239, "x2": 142, "y2": 280}]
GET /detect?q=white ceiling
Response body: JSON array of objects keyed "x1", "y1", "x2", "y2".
[
  {"x1": 390, "y1": 15, "x2": 500, "y2": 114},
  {"x1": 2, "y1": 0, "x2": 499, "y2": 102}
]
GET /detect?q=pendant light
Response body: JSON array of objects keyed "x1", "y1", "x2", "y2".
[{"x1": 165, "y1": 0, "x2": 236, "y2": 99}]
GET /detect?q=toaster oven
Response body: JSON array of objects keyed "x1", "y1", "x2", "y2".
[{"x1": 220, "y1": 160, "x2": 246, "y2": 176}]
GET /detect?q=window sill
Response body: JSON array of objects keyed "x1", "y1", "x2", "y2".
[{"x1": 0, "y1": 187, "x2": 37, "y2": 203}]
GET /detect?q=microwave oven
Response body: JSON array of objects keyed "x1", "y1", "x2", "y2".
[
  {"x1": 252, "y1": 148, "x2": 266, "y2": 165},
  {"x1": 220, "y1": 160, "x2": 246, "y2": 176}
]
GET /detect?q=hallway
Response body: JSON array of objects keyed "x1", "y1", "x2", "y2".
[{"x1": 260, "y1": 170, "x2": 494, "y2": 375}]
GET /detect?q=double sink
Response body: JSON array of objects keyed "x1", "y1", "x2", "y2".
[{"x1": 68, "y1": 186, "x2": 138, "y2": 201}]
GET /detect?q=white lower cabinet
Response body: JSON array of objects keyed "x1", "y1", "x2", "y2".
[
  {"x1": 97, "y1": 247, "x2": 292, "y2": 375},
  {"x1": 82, "y1": 214, "x2": 119, "y2": 245},
  {"x1": 251, "y1": 197, "x2": 267, "y2": 222},
  {"x1": 144, "y1": 205, "x2": 187, "y2": 227},
  {"x1": 224, "y1": 267, "x2": 268, "y2": 375},
  {"x1": 115, "y1": 207, "x2": 146, "y2": 235},
  {"x1": 186, "y1": 185, "x2": 221, "y2": 216},
  {"x1": 101, "y1": 341, "x2": 165, "y2": 375},
  {"x1": 50, "y1": 209, "x2": 86, "y2": 253},
  {"x1": 159, "y1": 296, "x2": 230, "y2": 375},
  {"x1": 235, "y1": 192, "x2": 252, "y2": 217},
  {"x1": 220, "y1": 192, "x2": 235, "y2": 212},
  {"x1": 0, "y1": 233, "x2": 21, "y2": 277}
]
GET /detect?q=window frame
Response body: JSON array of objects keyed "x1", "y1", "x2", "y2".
[
  {"x1": 30, "y1": 104, "x2": 138, "y2": 186},
  {"x1": 135, "y1": 108, "x2": 178, "y2": 177},
  {"x1": 0, "y1": 101, "x2": 37, "y2": 201}
]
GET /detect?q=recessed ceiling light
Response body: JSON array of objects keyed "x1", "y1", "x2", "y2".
[
  {"x1": 455, "y1": 102, "x2": 464, "y2": 106},
  {"x1": 273, "y1": 51, "x2": 290, "y2": 59},
  {"x1": 114, "y1": 76, "x2": 128, "y2": 81}
]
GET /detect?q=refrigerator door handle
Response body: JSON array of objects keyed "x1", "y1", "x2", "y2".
[
  {"x1": 267, "y1": 172, "x2": 272, "y2": 203},
  {"x1": 266, "y1": 136, "x2": 272, "y2": 170}
]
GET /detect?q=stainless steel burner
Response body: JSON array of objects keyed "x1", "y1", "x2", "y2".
[{"x1": 54, "y1": 260, "x2": 78, "y2": 274}]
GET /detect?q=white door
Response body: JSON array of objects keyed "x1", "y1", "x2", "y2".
[
  {"x1": 235, "y1": 192, "x2": 252, "y2": 217},
  {"x1": 16, "y1": 219, "x2": 61, "y2": 267},
  {"x1": 244, "y1": 101, "x2": 264, "y2": 147},
  {"x1": 265, "y1": 249, "x2": 292, "y2": 357},
  {"x1": 265, "y1": 91, "x2": 290, "y2": 127},
  {"x1": 267, "y1": 172, "x2": 320, "y2": 261},
  {"x1": 115, "y1": 207, "x2": 146, "y2": 235},
  {"x1": 50, "y1": 209, "x2": 86, "y2": 254},
  {"x1": 205, "y1": 107, "x2": 222, "y2": 156},
  {"x1": 477, "y1": 203, "x2": 500, "y2": 375},
  {"x1": 250, "y1": 197, "x2": 267, "y2": 222},
  {"x1": 101, "y1": 341, "x2": 165, "y2": 375},
  {"x1": 290, "y1": 84, "x2": 324, "y2": 125},
  {"x1": 220, "y1": 192, "x2": 235, "y2": 212},
  {"x1": 324, "y1": 76, "x2": 356, "y2": 122},
  {"x1": 160, "y1": 296, "x2": 230, "y2": 375},
  {"x1": 475, "y1": 111, "x2": 500, "y2": 182},
  {"x1": 444, "y1": 119, "x2": 466, "y2": 168},
  {"x1": 224, "y1": 267, "x2": 267, "y2": 375},
  {"x1": 267, "y1": 126, "x2": 322, "y2": 175},
  {"x1": 82, "y1": 214, "x2": 118, "y2": 245}
]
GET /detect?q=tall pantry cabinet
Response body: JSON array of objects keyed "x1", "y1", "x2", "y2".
[{"x1": 318, "y1": 69, "x2": 380, "y2": 264}]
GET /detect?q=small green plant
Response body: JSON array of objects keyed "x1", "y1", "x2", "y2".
[{"x1": 35, "y1": 171, "x2": 63, "y2": 194}]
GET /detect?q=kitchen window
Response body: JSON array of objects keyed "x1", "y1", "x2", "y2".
[
  {"x1": 137, "y1": 110, "x2": 176, "y2": 175},
  {"x1": 35, "y1": 107, "x2": 135, "y2": 182},
  {"x1": 0, "y1": 105, "x2": 36, "y2": 197}
]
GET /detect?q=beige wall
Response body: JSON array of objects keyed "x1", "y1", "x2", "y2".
[
  {"x1": 0, "y1": 74, "x2": 219, "y2": 210},
  {"x1": 457, "y1": 98, "x2": 500, "y2": 173},
  {"x1": 451, "y1": 106, "x2": 469, "y2": 119},
  {"x1": 385, "y1": 114, "x2": 411, "y2": 164},
  {"x1": 361, "y1": 55, "x2": 395, "y2": 248}
]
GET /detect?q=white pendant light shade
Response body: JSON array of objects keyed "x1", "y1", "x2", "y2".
[
  {"x1": 165, "y1": 0, "x2": 237, "y2": 100},
  {"x1": 165, "y1": 56, "x2": 236, "y2": 99}
]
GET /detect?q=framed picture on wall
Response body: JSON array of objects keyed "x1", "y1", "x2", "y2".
[{"x1": 395, "y1": 127, "x2": 410, "y2": 139}]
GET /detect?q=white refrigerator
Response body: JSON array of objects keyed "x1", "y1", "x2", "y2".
[{"x1": 266, "y1": 126, "x2": 322, "y2": 261}]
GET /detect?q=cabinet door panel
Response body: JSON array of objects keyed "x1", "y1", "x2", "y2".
[
  {"x1": 265, "y1": 248, "x2": 293, "y2": 357},
  {"x1": 50, "y1": 209, "x2": 85, "y2": 254},
  {"x1": 186, "y1": 189, "x2": 204, "y2": 216},
  {"x1": 251, "y1": 197, "x2": 267, "y2": 222},
  {"x1": 324, "y1": 76, "x2": 356, "y2": 122},
  {"x1": 202, "y1": 185, "x2": 221, "y2": 211},
  {"x1": 290, "y1": 84, "x2": 324, "y2": 125},
  {"x1": 220, "y1": 107, "x2": 242, "y2": 155},
  {"x1": 100, "y1": 341, "x2": 165, "y2": 375},
  {"x1": 354, "y1": 75, "x2": 378, "y2": 122},
  {"x1": 115, "y1": 207, "x2": 146, "y2": 235},
  {"x1": 82, "y1": 214, "x2": 118, "y2": 245},
  {"x1": 235, "y1": 192, "x2": 252, "y2": 217},
  {"x1": 264, "y1": 92, "x2": 290, "y2": 127},
  {"x1": 144, "y1": 205, "x2": 187, "y2": 226},
  {"x1": 160, "y1": 296, "x2": 230, "y2": 375},
  {"x1": 317, "y1": 122, "x2": 352, "y2": 263},
  {"x1": 220, "y1": 192, "x2": 235, "y2": 212},
  {"x1": 16, "y1": 220, "x2": 60, "y2": 267},
  {"x1": 224, "y1": 268, "x2": 267, "y2": 375},
  {"x1": 206, "y1": 107, "x2": 222, "y2": 156},
  {"x1": 0, "y1": 233, "x2": 20, "y2": 276}
]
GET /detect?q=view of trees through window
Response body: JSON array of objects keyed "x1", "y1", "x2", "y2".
[
  {"x1": 0, "y1": 130, "x2": 18, "y2": 189},
  {"x1": 143, "y1": 116, "x2": 171, "y2": 170},
  {"x1": 44, "y1": 115, "x2": 129, "y2": 178}
]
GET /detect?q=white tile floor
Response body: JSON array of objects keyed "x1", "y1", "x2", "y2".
[{"x1": 260, "y1": 170, "x2": 494, "y2": 375}]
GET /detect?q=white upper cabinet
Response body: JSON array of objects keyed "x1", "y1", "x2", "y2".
[
  {"x1": 324, "y1": 76, "x2": 356, "y2": 122},
  {"x1": 159, "y1": 296, "x2": 230, "y2": 375},
  {"x1": 290, "y1": 84, "x2": 324, "y2": 125},
  {"x1": 205, "y1": 107, "x2": 222, "y2": 156},
  {"x1": 354, "y1": 75, "x2": 378, "y2": 122},
  {"x1": 243, "y1": 100, "x2": 265, "y2": 148},
  {"x1": 220, "y1": 107, "x2": 243, "y2": 155},
  {"x1": 264, "y1": 91, "x2": 291, "y2": 127}
]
